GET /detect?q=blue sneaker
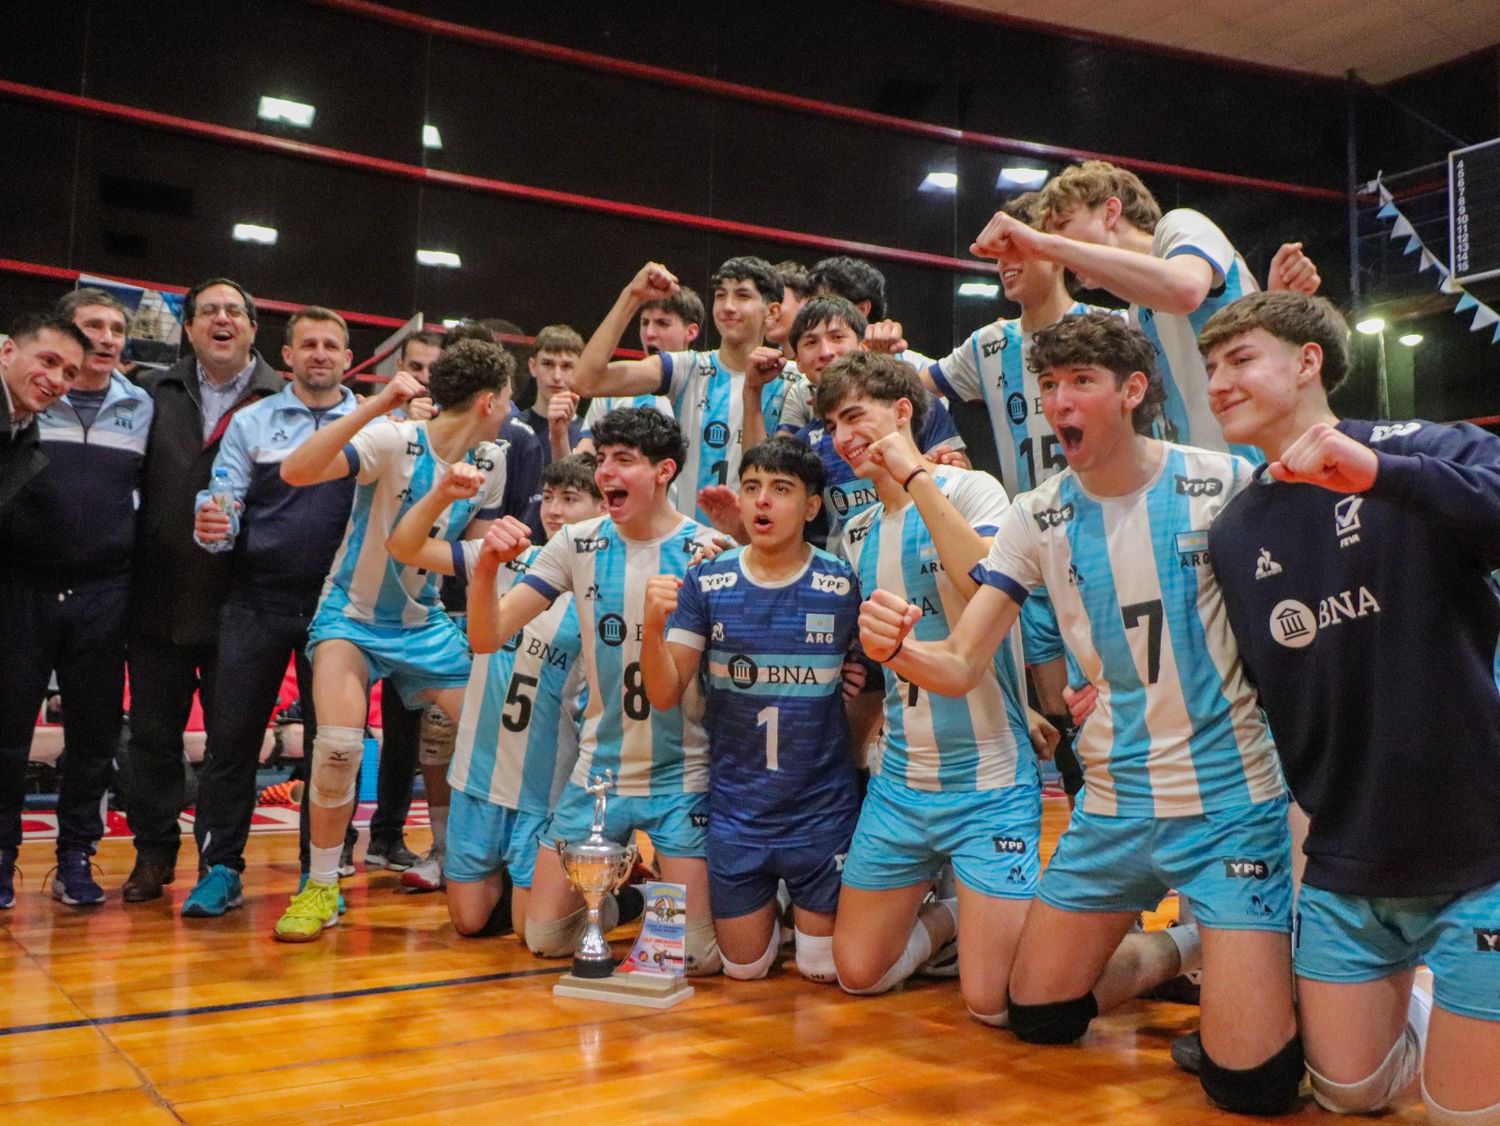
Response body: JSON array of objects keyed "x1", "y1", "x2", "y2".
[
  {"x1": 0, "y1": 848, "x2": 16, "y2": 909},
  {"x1": 297, "y1": 872, "x2": 347, "y2": 914},
  {"x1": 51, "y1": 849, "x2": 105, "y2": 906},
  {"x1": 181, "y1": 865, "x2": 245, "y2": 918}
]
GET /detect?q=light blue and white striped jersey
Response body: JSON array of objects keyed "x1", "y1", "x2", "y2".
[
  {"x1": 974, "y1": 442, "x2": 1284, "y2": 818},
  {"x1": 1133, "y1": 209, "x2": 1260, "y2": 459},
  {"x1": 450, "y1": 546, "x2": 585, "y2": 813},
  {"x1": 929, "y1": 305, "x2": 1107, "y2": 498},
  {"x1": 658, "y1": 349, "x2": 805, "y2": 522},
  {"x1": 580, "y1": 393, "x2": 674, "y2": 439},
  {"x1": 520, "y1": 513, "x2": 716, "y2": 797},
  {"x1": 840, "y1": 467, "x2": 1035, "y2": 792},
  {"x1": 318, "y1": 418, "x2": 507, "y2": 627}
]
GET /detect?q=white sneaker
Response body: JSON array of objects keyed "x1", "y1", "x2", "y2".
[{"x1": 400, "y1": 846, "x2": 445, "y2": 892}]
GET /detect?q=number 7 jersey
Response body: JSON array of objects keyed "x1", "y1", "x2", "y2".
[
  {"x1": 520, "y1": 514, "x2": 716, "y2": 797},
  {"x1": 974, "y1": 443, "x2": 1284, "y2": 817}
]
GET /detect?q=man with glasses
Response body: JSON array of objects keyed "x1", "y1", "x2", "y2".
[{"x1": 122, "y1": 278, "x2": 282, "y2": 903}]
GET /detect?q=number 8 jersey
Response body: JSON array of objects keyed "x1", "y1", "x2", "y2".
[
  {"x1": 973, "y1": 443, "x2": 1284, "y2": 818},
  {"x1": 520, "y1": 514, "x2": 716, "y2": 798}
]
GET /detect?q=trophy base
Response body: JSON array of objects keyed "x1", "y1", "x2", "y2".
[{"x1": 553, "y1": 970, "x2": 695, "y2": 1009}]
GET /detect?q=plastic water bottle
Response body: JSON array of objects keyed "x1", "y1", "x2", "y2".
[{"x1": 205, "y1": 466, "x2": 238, "y2": 553}]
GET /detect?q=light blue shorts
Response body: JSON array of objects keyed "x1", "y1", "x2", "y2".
[
  {"x1": 307, "y1": 610, "x2": 471, "y2": 708},
  {"x1": 444, "y1": 790, "x2": 548, "y2": 888},
  {"x1": 841, "y1": 773, "x2": 1041, "y2": 898},
  {"x1": 1039, "y1": 796, "x2": 1293, "y2": 932},
  {"x1": 1295, "y1": 880, "x2": 1500, "y2": 1021},
  {"x1": 539, "y1": 780, "x2": 708, "y2": 859}
]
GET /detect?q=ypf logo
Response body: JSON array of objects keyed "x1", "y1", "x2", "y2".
[
  {"x1": 703, "y1": 421, "x2": 730, "y2": 449},
  {"x1": 597, "y1": 613, "x2": 627, "y2": 647},
  {"x1": 1223, "y1": 858, "x2": 1269, "y2": 879},
  {"x1": 1033, "y1": 503, "x2": 1074, "y2": 531},
  {"x1": 1270, "y1": 600, "x2": 1316, "y2": 649},
  {"x1": 727, "y1": 653, "x2": 758, "y2": 688},
  {"x1": 1475, "y1": 928, "x2": 1500, "y2": 952},
  {"x1": 993, "y1": 836, "x2": 1027, "y2": 855}
]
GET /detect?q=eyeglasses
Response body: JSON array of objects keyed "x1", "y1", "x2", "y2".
[{"x1": 194, "y1": 302, "x2": 249, "y2": 320}]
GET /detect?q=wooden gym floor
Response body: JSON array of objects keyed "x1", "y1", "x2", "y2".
[{"x1": 1, "y1": 798, "x2": 1426, "y2": 1124}]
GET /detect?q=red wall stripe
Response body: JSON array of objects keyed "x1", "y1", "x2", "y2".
[{"x1": 304, "y1": 0, "x2": 1344, "y2": 203}]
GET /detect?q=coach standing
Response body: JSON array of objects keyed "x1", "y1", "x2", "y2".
[{"x1": 123, "y1": 278, "x2": 282, "y2": 903}]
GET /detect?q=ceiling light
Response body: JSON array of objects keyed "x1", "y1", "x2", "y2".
[
  {"x1": 997, "y1": 166, "x2": 1048, "y2": 187},
  {"x1": 958, "y1": 281, "x2": 1000, "y2": 298},
  {"x1": 1354, "y1": 317, "x2": 1386, "y2": 335},
  {"x1": 441, "y1": 318, "x2": 462, "y2": 328},
  {"x1": 416, "y1": 249, "x2": 462, "y2": 268},
  {"x1": 423, "y1": 124, "x2": 442, "y2": 150},
  {"x1": 257, "y1": 96, "x2": 315, "y2": 128},
  {"x1": 231, "y1": 222, "x2": 278, "y2": 245},
  {"x1": 920, "y1": 171, "x2": 958, "y2": 192},
  {"x1": 1397, "y1": 332, "x2": 1423, "y2": 346}
]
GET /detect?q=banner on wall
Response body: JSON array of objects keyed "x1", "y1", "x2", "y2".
[{"x1": 78, "y1": 274, "x2": 186, "y2": 366}]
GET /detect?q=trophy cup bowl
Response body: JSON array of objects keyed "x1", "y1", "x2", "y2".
[{"x1": 555, "y1": 829, "x2": 637, "y2": 978}]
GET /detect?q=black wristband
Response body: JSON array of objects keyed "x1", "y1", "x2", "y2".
[
  {"x1": 901, "y1": 465, "x2": 928, "y2": 491},
  {"x1": 882, "y1": 637, "x2": 905, "y2": 663}
]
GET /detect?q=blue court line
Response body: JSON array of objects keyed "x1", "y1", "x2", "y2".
[{"x1": 0, "y1": 965, "x2": 560, "y2": 1038}]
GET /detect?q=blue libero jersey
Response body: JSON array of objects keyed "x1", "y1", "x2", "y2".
[
  {"x1": 658, "y1": 349, "x2": 803, "y2": 523},
  {"x1": 521, "y1": 513, "x2": 716, "y2": 797},
  {"x1": 975, "y1": 442, "x2": 1284, "y2": 818},
  {"x1": 666, "y1": 546, "x2": 863, "y2": 844},
  {"x1": 450, "y1": 546, "x2": 585, "y2": 813},
  {"x1": 319, "y1": 418, "x2": 507, "y2": 628},
  {"x1": 840, "y1": 467, "x2": 1035, "y2": 792}
]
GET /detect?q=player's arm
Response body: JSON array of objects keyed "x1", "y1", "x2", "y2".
[
  {"x1": 861, "y1": 585, "x2": 1022, "y2": 696},
  {"x1": 571, "y1": 264, "x2": 675, "y2": 397},
  {"x1": 971, "y1": 212, "x2": 1213, "y2": 316},
  {"x1": 385, "y1": 464, "x2": 527, "y2": 575},
  {"x1": 281, "y1": 372, "x2": 422, "y2": 486},
  {"x1": 845, "y1": 688, "x2": 883, "y2": 770},
  {"x1": 467, "y1": 523, "x2": 552, "y2": 653},
  {"x1": 640, "y1": 576, "x2": 699, "y2": 712},
  {"x1": 741, "y1": 346, "x2": 787, "y2": 449},
  {"x1": 192, "y1": 414, "x2": 252, "y2": 547}
]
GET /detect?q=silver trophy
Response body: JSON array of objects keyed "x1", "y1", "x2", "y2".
[{"x1": 555, "y1": 772, "x2": 638, "y2": 979}]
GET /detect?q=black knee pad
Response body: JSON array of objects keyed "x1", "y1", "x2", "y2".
[
  {"x1": 1200, "y1": 1034, "x2": 1304, "y2": 1117},
  {"x1": 1006, "y1": 991, "x2": 1099, "y2": 1045},
  {"x1": 464, "y1": 869, "x2": 514, "y2": 939}
]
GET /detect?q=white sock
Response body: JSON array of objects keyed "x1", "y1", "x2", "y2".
[
  {"x1": 1164, "y1": 921, "x2": 1202, "y2": 976},
  {"x1": 430, "y1": 806, "x2": 449, "y2": 853},
  {"x1": 938, "y1": 896, "x2": 959, "y2": 936},
  {"x1": 308, "y1": 844, "x2": 342, "y2": 886}
]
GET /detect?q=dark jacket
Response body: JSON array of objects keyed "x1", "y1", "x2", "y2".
[
  {"x1": 0, "y1": 410, "x2": 45, "y2": 514},
  {"x1": 131, "y1": 352, "x2": 283, "y2": 646}
]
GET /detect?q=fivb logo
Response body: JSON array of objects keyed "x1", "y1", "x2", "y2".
[
  {"x1": 810, "y1": 572, "x2": 851, "y2": 596},
  {"x1": 1222, "y1": 858, "x2": 1269, "y2": 879},
  {"x1": 698, "y1": 571, "x2": 737, "y2": 592},
  {"x1": 1335, "y1": 496, "x2": 1363, "y2": 547}
]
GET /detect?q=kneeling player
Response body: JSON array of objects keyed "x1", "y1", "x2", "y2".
[
  {"x1": 1202, "y1": 291, "x2": 1500, "y2": 1123},
  {"x1": 387, "y1": 455, "x2": 604, "y2": 940},
  {"x1": 640, "y1": 439, "x2": 867, "y2": 984},
  {"x1": 860, "y1": 314, "x2": 1301, "y2": 1116}
]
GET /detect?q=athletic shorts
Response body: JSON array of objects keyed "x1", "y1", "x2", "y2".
[
  {"x1": 840, "y1": 772, "x2": 1041, "y2": 898},
  {"x1": 444, "y1": 790, "x2": 548, "y2": 888},
  {"x1": 707, "y1": 817, "x2": 857, "y2": 919},
  {"x1": 540, "y1": 780, "x2": 708, "y2": 859},
  {"x1": 1039, "y1": 795, "x2": 1293, "y2": 932},
  {"x1": 1295, "y1": 880, "x2": 1500, "y2": 1021},
  {"x1": 307, "y1": 610, "x2": 471, "y2": 708}
]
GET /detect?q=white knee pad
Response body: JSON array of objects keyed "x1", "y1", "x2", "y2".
[
  {"x1": 795, "y1": 930, "x2": 836, "y2": 984},
  {"x1": 838, "y1": 921, "x2": 934, "y2": 996},
  {"x1": 1423, "y1": 1076, "x2": 1500, "y2": 1125},
  {"x1": 968, "y1": 1007, "x2": 1010, "y2": 1029},
  {"x1": 525, "y1": 895, "x2": 622, "y2": 959},
  {"x1": 417, "y1": 705, "x2": 456, "y2": 767},
  {"x1": 686, "y1": 918, "x2": 722, "y2": 977},
  {"x1": 1309, "y1": 1023, "x2": 1421, "y2": 1114},
  {"x1": 721, "y1": 922, "x2": 779, "y2": 981},
  {"x1": 309, "y1": 726, "x2": 364, "y2": 809}
]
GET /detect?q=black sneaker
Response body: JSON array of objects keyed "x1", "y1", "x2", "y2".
[
  {"x1": 51, "y1": 849, "x2": 106, "y2": 906},
  {"x1": 0, "y1": 847, "x2": 16, "y2": 909},
  {"x1": 1171, "y1": 1030, "x2": 1203, "y2": 1074},
  {"x1": 365, "y1": 836, "x2": 419, "y2": 871}
]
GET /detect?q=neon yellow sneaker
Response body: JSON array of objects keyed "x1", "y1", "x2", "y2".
[{"x1": 273, "y1": 880, "x2": 341, "y2": 943}]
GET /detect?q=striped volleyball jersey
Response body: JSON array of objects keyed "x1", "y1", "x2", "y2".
[
  {"x1": 1133, "y1": 209, "x2": 1259, "y2": 459},
  {"x1": 658, "y1": 349, "x2": 805, "y2": 522},
  {"x1": 667, "y1": 546, "x2": 863, "y2": 844},
  {"x1": 450, "y1": 546, "x2": 585, "y2": 813},
  {"x1": 580, "y1": 393, "x2": 675, "y2": 439},
  {"x1": 929, "y1": 304, "x2": 1104, "y2": 497},
  {"x1": 520, "y1": 513, "x2": 717, "y2": 797},
  {"x1": 841, "y1": 467, "x2": 1035, "y2": 791},
  {"x1": 318, "y1": 418, "x2": 506, "y2": 627},
  {"x1": 973, "y1": 442, "x2": 1285, "y2": 818}
]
